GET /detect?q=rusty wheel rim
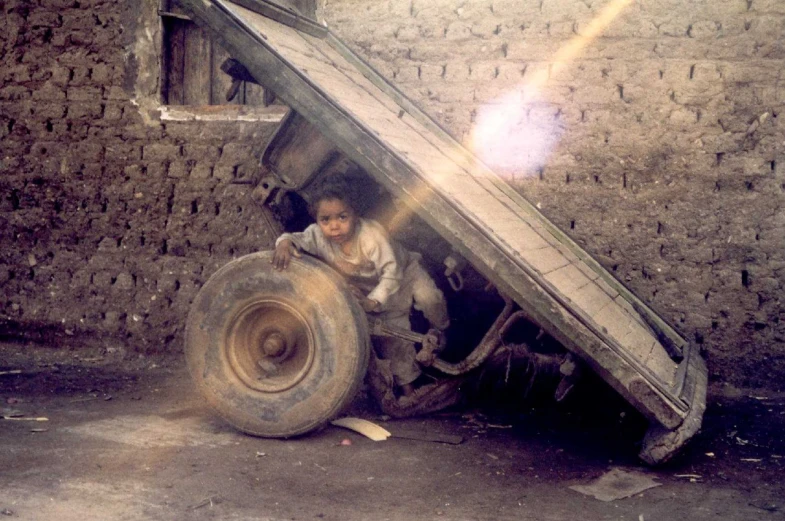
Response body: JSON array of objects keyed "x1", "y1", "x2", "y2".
[{"x1": 224, "y1": 300, "x2": 315, "y2": 393}]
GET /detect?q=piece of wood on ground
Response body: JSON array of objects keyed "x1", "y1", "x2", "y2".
[
  {"x1": 569, "y1": 467, "x2": 661, "y2": 501},
  {"x1": 331, "y1": 417, "x2": 391, "y2": 441}
]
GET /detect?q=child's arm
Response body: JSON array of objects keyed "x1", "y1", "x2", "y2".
[
  {"x1": 272, "y1": 225, "x2": 320, "y2": 270},
  {"x1": 361, "y1": 223, "x2": 405, "y2": 311}
]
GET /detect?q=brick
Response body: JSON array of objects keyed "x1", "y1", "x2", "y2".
[
  {"x1": 3, "y1": 65, "x2": 31, "y2": 83},
  {"x1": 444, "y1": 22, "x2": 472, "y2": 40},
  {"x1": 497, "y1": 62, "x2": 526, "y2": 81},
  {"x1": 90, "y1": 63, "x2": 112, "y2": 83},
  {"x1": 549, "y1": 21, "x2": 575, "y2": 37},
  {"x1": 105, "y1": 85, "x2": 130, "y2": 100},
  {"x1": 429, "y1": 84, "x2": 475, "y2": 103},
  {"x1": 395, "y1": 25, "x2": 421, "y2": 42},
  {"x1": 167, "y1": 161, "x2": 188, "y2": 179},
  {"x1": 571, "y1": 84, "x2": 621, "y2": 105},
  {"x1": 114, "y1": 271, "x2": 135, "y2": 291},
  {"x1": 213, "y1": 165, "x2": 236, "y2": 180},
  {"x1": 106, "y1": 144, "x2": 142, "y2": 162},
  {"x1": 581, "y1": 17, "x2": 658, "y2": 38},
  {"x1": 71, "y1": 142, "x2": 104, "y2": 162},
  {"x1": 0, "y1": 86, "x2": 31, "y2": 101},
  {"x1": 32, "y1": 103, "x2": 67, "y2": 119},
  {"x1": 61, "y1": 12, "x2": 96, "y2": 31},
  {"x1": 419, "y1": 63, "x2": 445, "y2": 82},
  {"x1": 543, "y1": 0, "x2": 589, "y2": 18},
  {"x1": 189, "y1": 162, "x2": 213, "y2": 179},
  {"x1": 470, "y1": 19, "x2": 502, "y2": 38},
  {"x1": 28, "y1": 11, "x2": 62, "y2": 27},
  {"x1": 67, "y1": 86, "x2": 102, "y2": 102},
  {"x1": 67, "y1": 103, "x2": 104, "y2": 119},
  {"x1": 688, "y1": 20, "x2": 722, "y2": 38},
  {"x1": 469, "y1": 61, "x2": 499, "y2": 81},
  {"x1": 104, "y1": 103, "x2": 123, "y2": 120},
  {"x1": 394, "y1": 64, "x2": 420, "y2": 82},
  {"x1": 219, "y1": 143, "x2": 253, "y2": 165},
  {"x1": 490, "y1": 0, "x2": 541, "y2": 16},
  {"x1": 183, "y1": 144, "x2": 221, "y2": 161},
  {"x1": 720, "y1": 62, "x2": 780, "y2": 83},
  {"x1": 143, "y1": 144, "x2": 181, "y2": 162},
  {"x1": 31, "y1": 83, "x2": 66, "y2": 101},
  {"x1": 70, "y1": 67, "x2": 91, "y2": 85},
  {"x1": 368, "y1": 57, "x2": 397, "y2": 79},
  {"x1": 146, "y1": 162, "x2": 167, "y2": 178},
  {"x1": 751, "y1": 0, "x2": 785, "y2": 13},
  {"x1": 505, "y1": 39, "x2": 564, "y2": 61},
  {"x1": 443, "y1": 62, "x2": 470, "y2": 82}
]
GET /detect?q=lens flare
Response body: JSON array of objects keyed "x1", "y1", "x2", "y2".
[
  {"x1": 470, "y1": 0, "x2": 635, "y2": 179},
  {"x1": 472, "y1": 88, "x2": 563, "y2": 178}
]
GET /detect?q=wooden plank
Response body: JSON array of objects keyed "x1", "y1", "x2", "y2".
[
  {"x1": 226, "y1": 2, "x2": 317, "y2": 56},
  {"x1": 229, "y1": 0, "x2": 327, "y2": 38},
  {"x1": 301, "y1": 33, "x2": 405, "y2": 114},
  {"x1": 299, "y1": 66, "x2": 389, "y2": 116},
  {"x1": 569, "y1": 282, "x2": 614, "y2": 318},
  {"x1": 645, "y1": 343, "x2": 679, "y2": 383},
  {"x1": 594, "y1": 275, "x2": 620, "y2": 300},
  {"x1": 518, "y1": 247, "x2": 571, "y2": 276},
  {"x1": 576, "y1": 260, "x2": 601, "y2": 281},
  {"x1": 183, "y1": 24, "x2": 212, "y2": 105},
  {"x1": 595, "y1": 304, "x2": 650, "y2": 357},
  {"x1": 489, "y1": 219, "x2": 552, "y2": 252},
  {"x1": 475, "y1": 179, "x2": 563, "y2": 251},
  {"x1": 593, "y1": 303, "x2": 677, "y2": 386},
  {"x1": 614, "y1": 294, "x2": 649, "y2": 331},
  {"x1": 164, "y1": 18, "x2": 187, "y2": 105},
  {"x1": 545, "y1": 263, "x2": 593, "y2": 297},
  {"x1": 244, "y1": 82, "x2": 268, "y2": 106},
  {"x1": 211, "y1": 42, "x2": 239, "y2": 105}
]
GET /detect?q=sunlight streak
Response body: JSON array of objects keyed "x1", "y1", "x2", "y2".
[{"x1": 470, "y1": 0, "x2": 635, "y2": 179}]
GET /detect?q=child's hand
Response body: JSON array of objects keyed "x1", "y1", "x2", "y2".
[
  {"x1": 360, "y1": 297, "x2": 381, "y2": 313},
  {"x1": 272, "y1": 239, "x2": 300, "y2": 270},
  {"x1": 348, "y1": 285, "x2": 379, "y2": 312}
]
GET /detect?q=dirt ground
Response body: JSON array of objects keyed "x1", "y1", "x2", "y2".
[{"x1": 0, "y1": 342, "x2": 783, "y2": 521}]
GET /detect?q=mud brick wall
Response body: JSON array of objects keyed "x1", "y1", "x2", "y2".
[
  {"x1": 321, "y1": 0, "x2": 785, "y2": 389},
  {"x1": 0, "y1": 0, "x2": 281, "y2": 351}
]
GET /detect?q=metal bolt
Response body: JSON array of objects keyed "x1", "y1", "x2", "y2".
[{"x1": 262, "y1": 332, "x2": 286, "y2": 357}]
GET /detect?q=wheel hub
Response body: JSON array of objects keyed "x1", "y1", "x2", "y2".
[{"x1": 224, "y1": 300, "x2": 315, "y2": 393}]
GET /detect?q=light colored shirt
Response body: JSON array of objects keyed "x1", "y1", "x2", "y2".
[{"x1": 276, "y1": 218, "x2": 411, "y2": 307}]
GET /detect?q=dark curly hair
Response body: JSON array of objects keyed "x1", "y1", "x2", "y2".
[{"x1": 307, "y1": 172, "x2": 363, "y2": 217}]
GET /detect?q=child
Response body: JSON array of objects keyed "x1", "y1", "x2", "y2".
[{"x1": 272, "y1": 174, "x2": 449, "y2": 397}]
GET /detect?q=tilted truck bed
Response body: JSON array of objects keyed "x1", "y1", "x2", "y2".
[{"x1": 179, "y1": 0, "x2": 707, "y2": 463}]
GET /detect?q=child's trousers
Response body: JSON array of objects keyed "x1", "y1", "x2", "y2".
[{"x1": 373, "y1": 260, "x2": 449, "y2": 386}]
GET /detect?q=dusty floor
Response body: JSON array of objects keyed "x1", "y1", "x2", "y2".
[{"x1": 0, "y1": 342, "x2": 783, "y2": 521}]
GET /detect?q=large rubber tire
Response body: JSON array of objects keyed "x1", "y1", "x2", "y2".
[{"x1": 185, "y1": 251, "x2": 370, "y2": 437}]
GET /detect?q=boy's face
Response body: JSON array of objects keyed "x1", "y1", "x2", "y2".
[{"x1": 316, "y1": 198, "x2": 357, "y2": 246}]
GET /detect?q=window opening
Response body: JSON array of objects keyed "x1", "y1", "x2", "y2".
[{"x1": 159, "y1": 0, "x2": 273, "y2": 106}]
